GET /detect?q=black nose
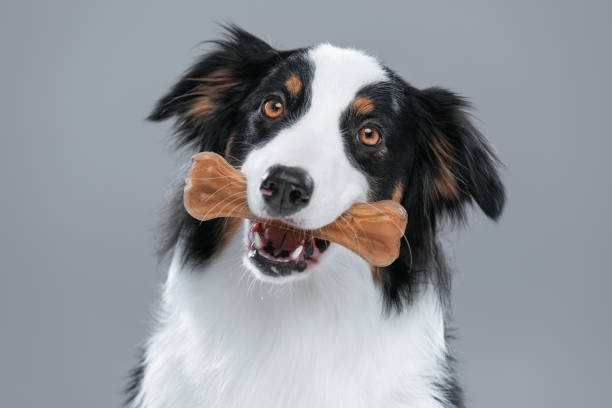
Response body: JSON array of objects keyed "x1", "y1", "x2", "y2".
[{"x1": 259, "y1": 165, "x2": 314, "y2": 216}]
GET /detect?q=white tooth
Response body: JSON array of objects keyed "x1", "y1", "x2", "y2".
[
  {"x1": 254, "y1": 232, "x2": 263, "y2": 249},
  {"x1": 290, "y1": 245, "x2": 304, "y2": 260}
]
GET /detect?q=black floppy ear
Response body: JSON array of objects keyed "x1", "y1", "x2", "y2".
[
  {"x1": 413, "y1": 87, "x2": 505, "y2": 220},
  {"x1": 148, "y1": 25, "x2": 286, "y2": 151}
]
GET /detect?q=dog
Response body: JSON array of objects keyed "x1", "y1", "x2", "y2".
[{"x1": 126, "y1": 26, "x2": 505, "y2": 408}]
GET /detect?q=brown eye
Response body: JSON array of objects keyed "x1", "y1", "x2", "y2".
[
  {"x1": 262, "y1": 98, "x2": 284, "y2": 119},
  {"x1": 358, "y1": 126, "x2": 381, "y2": 146}
]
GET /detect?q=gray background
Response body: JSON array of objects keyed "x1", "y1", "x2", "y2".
[{"x1": 1, "y1": 0, "x2": 610, "y2": 407}]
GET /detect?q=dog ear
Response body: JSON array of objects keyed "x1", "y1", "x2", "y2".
[
  {"x1": 148, "y1": 25, "x2": 286, "y2": 151},
  {"x1": 412, "y1": 87, "x2": 505, "y2": 220}
]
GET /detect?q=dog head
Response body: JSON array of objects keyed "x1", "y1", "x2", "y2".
[{"x1": 150, "y1": 26, "x2": 505, "y2": 306}]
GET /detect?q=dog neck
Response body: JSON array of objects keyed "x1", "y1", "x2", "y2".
[{"x1": 137, "y1": 227, "x2": 451, "y2": 408}]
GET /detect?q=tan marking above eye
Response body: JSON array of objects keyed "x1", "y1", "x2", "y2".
[
  {"x1": 263, "y1": 98, "x2": 284, "y2": 119},
  {"x1": 285, "y1": 74, "x2": 302, "y2": 96},
  {"x1": 352, "y1": 97, "x2": 374, "y2": 115},
  {"x1": 358, "y1": 126, "x2": 381, "y2": 146}
]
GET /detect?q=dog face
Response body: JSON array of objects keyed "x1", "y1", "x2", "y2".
[
  {"x1": 237, "y1": 45, "x2": 390, "y2": 282},
  {"x1": 241, "y1": 44, "x2": 385, "y2": 229},
  {"x1": 150, "y1": 27, "x2": 505, "y2": 295}
]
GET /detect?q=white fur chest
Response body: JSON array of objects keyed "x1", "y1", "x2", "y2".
[{"x1": 134, "y1": 232, "x2": 450, "y2": 408}]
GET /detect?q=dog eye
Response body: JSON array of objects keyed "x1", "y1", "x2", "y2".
[
  {"x1": 358, "y1": 126, "x2": 381, "y2": 146},
  {"x1": 262, "y1": 98, "x2": 284, "y2": 119}
]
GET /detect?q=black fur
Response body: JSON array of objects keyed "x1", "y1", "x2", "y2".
[
  {"x1": 337, "y1": 72, "x2": 505, "y2": 313},
  {"x1": 150, "y1": 20, "x2": 506, "y2": 321},
  {"x1": 133, "y1": 25, "x2": 505, "y2": 407},
  {"x1": 150, "y1": 25, "x2": 308, "y2": 268},
  {"x1": 124, "y1": 351, "x2": 145, "y2": 407}
]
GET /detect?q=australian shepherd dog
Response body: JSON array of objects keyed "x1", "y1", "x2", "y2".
[{"x1": 126, "y1": 26, "x2": 505, "y2": 408}]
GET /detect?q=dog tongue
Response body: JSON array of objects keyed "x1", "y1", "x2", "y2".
[{"x1": 265, "y1": 225, "x2": 304, "y2": 251}]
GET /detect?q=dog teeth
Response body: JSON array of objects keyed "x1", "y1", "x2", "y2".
[
  {"x1": 290, "y1": 245, "x2": 304, "y2": 260},
  {"x1": 253, "y1": 232, "x2": 263, "y2": 249}
]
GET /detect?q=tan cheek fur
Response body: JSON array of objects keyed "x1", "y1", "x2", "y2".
[
  {"x1": 371, "y1": 266, "x2": 382, "y2": 284},
  {"x1": 392, "y1": 183, "x2": 404, "y2": 202},
  {"x1": 224, "y1": 134, "x2": 235, "y2": 160}
]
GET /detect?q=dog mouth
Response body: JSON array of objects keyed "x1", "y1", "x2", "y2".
[{"x1": 246, "y1": 220, "x2": 330, "y2": 278}]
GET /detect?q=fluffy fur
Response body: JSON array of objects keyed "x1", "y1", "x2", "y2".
[{"x1": 127, "y1": 26, "x2": 505, "y2": 408}]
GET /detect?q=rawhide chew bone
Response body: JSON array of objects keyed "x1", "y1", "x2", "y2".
[{"x1": 183, "y1": 152, "x2": 408, "y2": 267}]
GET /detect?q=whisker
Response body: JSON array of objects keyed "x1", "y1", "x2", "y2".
[
  {"x1": 217, "y1": 200, "x2": 249, "y2": 226},
  {"x1": 338, "y1": 215, "x2": 361, "y2": 256},
  {"x1": 329, "y1": 215, "x2": 358, "y2": 258},
  {"x1": 196, "y1": 182, "x2": 236, "y2": 208},
  {"x1": 222, "y1": 152, "x2": 245, "y2": 165},
  {"x1": 216, "y1": 194, "x2": 248, "y2": 217},
  {"x1": 198, "y1": 190, "x2": 248, "y2": 224},
  {"x1": 216, "y1": 195, "x2": 251, "y2": 229},
  {"x1": 195, "y1": 193, "x2": 244, "y2": 226},
  {"x1": 353, "y1": 201, "x2": 408, "y2": 242}
]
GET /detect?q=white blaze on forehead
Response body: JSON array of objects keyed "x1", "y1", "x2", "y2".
[
  {"x1": 242, "y1": 44, "x2": 388, "y2": 229},
  {"x1": 307, "y1": 43, "x2": 387, "y2": 114}
]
